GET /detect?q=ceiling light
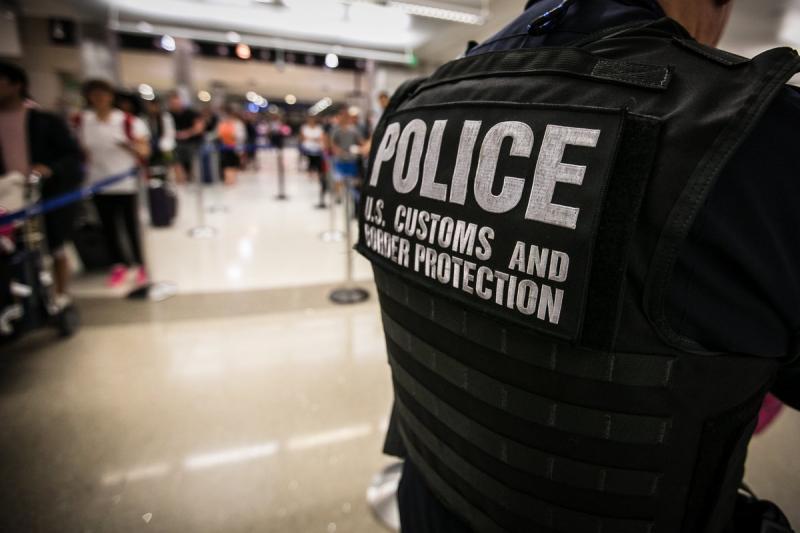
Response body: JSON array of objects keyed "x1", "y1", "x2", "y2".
[
  {"x1": 325, "y1": 52, "x2": 339, "y2": 69},
  {"x1": 235, "y1": 42, "x2": 251, "y2": 59},
  {"x1": 284, "y1": 94, "x2": 297, "y2": 105},
  {"x1": 138, "y1": 83, "x2": 154, "y2": 96},
  {"x1": 197, "y1": 90, "x2": 211, "y2": 102},
  {"x1": 226, "y1": 31, "x2": 242, "y2": 43},
  {"x1": 309, "y1": 96, "x2": 333, "y2": 115},
  {"x1": 160, "y1": 34, "x2": 176, "y2": 52},
  {"x1": 387, "y1": 1, "x2": 483, "y2": 25}
]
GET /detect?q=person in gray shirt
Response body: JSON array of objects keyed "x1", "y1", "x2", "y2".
[{"x1": 330, "y1": 108, "x2": 364, "y2": 203}]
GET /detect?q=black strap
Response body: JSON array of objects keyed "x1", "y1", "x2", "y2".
[
  {"x1": 645, "y1": 49, "x2": 800, "y2": 353},
  {"x1": 414, "y1": 47, "x2": 672, "y2": 98}
]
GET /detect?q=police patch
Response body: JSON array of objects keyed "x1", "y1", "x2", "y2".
[{"x1": 358, "y1": 103, "x2": 625, "y2": 340}]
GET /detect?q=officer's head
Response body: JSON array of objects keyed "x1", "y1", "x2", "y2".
[
  {"x1": 0, "y1": 62, "x2": 28, "y2": 106},
  {"x1": 657, "y1": 0, "x2": 734, "y2": 46}
]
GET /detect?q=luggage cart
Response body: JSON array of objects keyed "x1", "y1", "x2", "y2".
[{"x1": 0, "y1": 171, "x2": 79, "y2": 342}]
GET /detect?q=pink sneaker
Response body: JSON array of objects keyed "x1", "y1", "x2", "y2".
[
  {"x1": 134, "y1": 266, "x2": 149, "y2": 286},
  {"x1": 107, "y1": 264, "x2": 127, "y2": 287}
]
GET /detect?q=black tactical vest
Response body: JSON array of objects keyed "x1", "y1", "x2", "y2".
[{"x1": 356, "y1": 18, "x2": 800, "y2": 533}]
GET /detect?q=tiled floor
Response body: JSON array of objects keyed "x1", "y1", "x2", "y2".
[
  {"x1": 2, "y1": 150, "x2": 799, "y2": 531},
  {"x1": 72, "y1": 149, "x2": 373, "y2": 297},
  {"x1": 0, "y1": 297, "x2": 394, "y2": 533}
]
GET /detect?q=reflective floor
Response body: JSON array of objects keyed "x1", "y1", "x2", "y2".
[{"x1": 1, "y1": 150, "x2": 798, "y2": 531}]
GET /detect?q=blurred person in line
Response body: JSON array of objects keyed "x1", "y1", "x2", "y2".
[
  {"x1": 168, "y1": 92, "x2": 204, "y2": 184},
  {"x1": 216, "y1": 105, "x2": 246, "y2": 186},
  {"x1": 268, "y1": 113, "x2": 291, "y2": 188},
  {"x1": 242, "y1": 111, "x2": 258, "y2": 170},
  {"x1": 115, "y1": 91, "x2": 152, "y2": 167},
  {"x1": 143, "y1": 96, "x2": 176, "y2": 173},
  {"x1": 76, "y1": 79, "x2": 150, "y2": 288},
  {"x1": 369, "y1": 90, "x2": 391, "y2": 135},
  {"x1": 200, "y1": 105, "x2": 219, "y2": 135},
  {"x1": 300, "y1": 114, "x2": 326, "y2": 208},
  {"x1": 363, "y1": 91, "x2": 393, "y2": 168},
  {"x1": 0, "y1": 62, "x2": 83, "y2": 307},
  {"x1": 330, "y1": 107, "x2": 364, "y2": 204},
  {"x1": 115, "y1": 91, "x2": 142, "y2": 119}
]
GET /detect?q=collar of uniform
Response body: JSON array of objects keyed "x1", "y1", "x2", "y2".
[{"x1": 524, "y1": 0, "x2": 665, "y2": 16}]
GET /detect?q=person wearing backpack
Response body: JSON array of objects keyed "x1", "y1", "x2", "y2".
[{"x1": 76, "y1": 79, "x2": 150, "y2": 288}]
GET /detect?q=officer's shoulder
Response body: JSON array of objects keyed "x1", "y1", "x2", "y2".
[{"x1": 746, "y1": 83, "x2": 800, "y2": 151}]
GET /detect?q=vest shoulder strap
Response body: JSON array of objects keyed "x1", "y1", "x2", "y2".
[{"x1": 643, "y1": 46, "x2": 800, "y2": 353}]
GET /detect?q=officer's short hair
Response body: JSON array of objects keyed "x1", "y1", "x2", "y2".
[{"x1": 0, "y1": 61, "x2": 29, "y2": 98}]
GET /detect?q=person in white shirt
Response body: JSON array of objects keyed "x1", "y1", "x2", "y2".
[
  {"x1": 77, "y1": 79, "x2": 150, "y2": 288},
  {"x1": 300, "y1": 115, "x2": 326, "y2": 208}
]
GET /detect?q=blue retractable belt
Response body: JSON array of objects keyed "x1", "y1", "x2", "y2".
[
  {"x1": 0, "y1": 167, "x2": 138, "y2": 226},
  {"x1": 0, "y1": 141, "x2": 283, "y2": 226}
]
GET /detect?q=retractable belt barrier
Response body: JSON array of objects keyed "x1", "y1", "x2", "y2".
[
  {"x1": 0, "y1": 167, "x2": 139, "y2": 227},
  {"x1": 0, "y1": 141, "x2": 287, "y2": 227}
]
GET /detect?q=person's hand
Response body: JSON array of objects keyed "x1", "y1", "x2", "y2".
[{"x1": 30, "y1": 164, "x2": 53, "y2": 178}]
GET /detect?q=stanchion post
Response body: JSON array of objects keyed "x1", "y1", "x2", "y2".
[
  {"x1": 319, "y1": 163, "x2": 344, "y2": 242},
  {"x1": 207, "y1": 140, "x2": 229, "y2": 214},
  {"x1": 329, "y1": 178, "x2": 368, "y2": 305},
  {"x1": 188, "y1": 149, "x2": 216, "y2": 238},
  {"x1": 275, "y1": 146, "x2": 288, "y2": 200},
  {"x1": 366, "y1": 462, "x2": 403, "y2": 532}
]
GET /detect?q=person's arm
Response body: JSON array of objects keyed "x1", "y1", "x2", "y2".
[
  {"x1": 119, "y1": 116, "x2": 151, "y2": 161},
  {"x1": 175, "y1": 111, "x2": 204, "y2": 140},
  {"x1": 191, "y1": 116, "x2": 205, "y2": 137},
  {"x1": 235, "y1": 120, "x2": 247, "y2": 146},
  {"x1": 160, "y1": 112, "x2": 176, "y2": 153}
]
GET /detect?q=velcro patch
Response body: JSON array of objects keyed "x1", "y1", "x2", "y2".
[{"x1": 358, "y1": 103, "x2": 624, "y2": 340}]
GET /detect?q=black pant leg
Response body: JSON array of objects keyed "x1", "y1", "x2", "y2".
[
  {"x1": 119, "y1": 194, "x2": 144, "y2": 266},
  {"x1": 93, "y1": 195, "x2": 126, "y2": 265},
  {"x1": 397, "y1": 460, "x2": 474, "y2": 533}
]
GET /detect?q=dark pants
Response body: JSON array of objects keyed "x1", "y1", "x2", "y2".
[
  {"x1": 93, "y1": 194, "x2": 144, "y2": 267},
  {"x1": 398, "y1": 460, "x2": 473, "y2": 533}
]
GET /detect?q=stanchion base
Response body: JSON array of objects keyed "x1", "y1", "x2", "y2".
[
  {"x1": 319, "y1": 230, "x2": 345, "y2": 242},
  {"x1": 207, "y1": 204, "x2": 229, "y2": 213},
  {"x1": 314, "y1": 203, "x2": 327, "y2": 210},
  {"x1": 329, "y1": 287, "x2": 369, "y2": 305},
  {"x1": 188, "y1": 226, "x2": 217, "y2": 239},
  {"x1": 126, "y1": 281, "x2": 178, "y2": 302},
  {"x1": 366, "y1": 462, "x2": 402, "y2": 532},
  {"x1": 275, "y1": 194, "x2": 289, "y2": 201}
]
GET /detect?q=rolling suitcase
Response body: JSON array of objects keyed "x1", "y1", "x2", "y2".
[{"x1": 147, "y1": 166, "x2": 177, "y2": 228}]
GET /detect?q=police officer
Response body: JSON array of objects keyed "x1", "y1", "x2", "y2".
[{"x1": 357, "y1": 1, "x2": 800, "y2": 532}]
